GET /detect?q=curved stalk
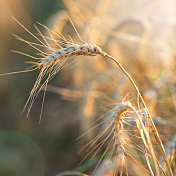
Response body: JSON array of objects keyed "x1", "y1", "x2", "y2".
[{"x1": 103, "y1": 52, "x2": 173, "y2": 176}]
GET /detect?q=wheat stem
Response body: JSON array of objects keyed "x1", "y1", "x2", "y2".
[{"x1": 103, "y1": 52, "x2": 173, "y2": 176}]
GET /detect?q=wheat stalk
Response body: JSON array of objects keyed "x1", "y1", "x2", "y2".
[
  {"x1": 103, "y1": 53, "x2": 173, "y2": 176},
  {"x1": 0, "y1": 18, "x2": 173, "y2": 175}
]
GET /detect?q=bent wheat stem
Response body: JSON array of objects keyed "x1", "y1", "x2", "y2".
[{"x1": 103, "y1": 53, "x2": 173, "y2": 176}]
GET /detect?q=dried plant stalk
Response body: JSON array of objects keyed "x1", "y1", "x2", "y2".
[
  {"x1": 103, "y1": 53, "x2": 173, "y2": 176},
  {"x1": 1, "y1": 18, "x2": 173, "y2": 175}
]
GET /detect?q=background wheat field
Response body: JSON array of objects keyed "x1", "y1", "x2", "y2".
[{"x1": 0, "y1": 0, "x2": 175, "y2": 176}]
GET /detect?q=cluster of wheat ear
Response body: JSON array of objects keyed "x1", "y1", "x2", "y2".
[{"x1": 0, "y1": 17, "x2": 174, "y2": 176}]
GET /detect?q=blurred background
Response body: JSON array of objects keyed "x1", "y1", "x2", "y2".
[{"x1": 0, "y1": 0, "x2": 175, "y2": 175}]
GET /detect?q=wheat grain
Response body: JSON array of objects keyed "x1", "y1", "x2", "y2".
[{"x1": 37, "y1": 43, "x2": 104, "y2": 69}]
